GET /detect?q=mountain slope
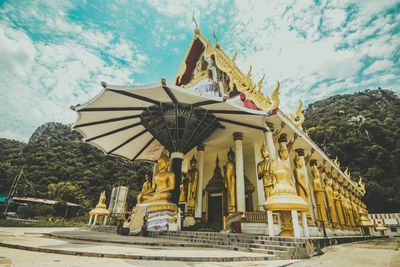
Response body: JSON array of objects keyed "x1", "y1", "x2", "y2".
[{"x1": 304, "y1": 88, "x2": 400, "y2": 213}]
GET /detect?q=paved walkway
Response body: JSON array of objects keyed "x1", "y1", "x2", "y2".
[
  {"x1": 0, "y1": 227, "x2": 299, "y2": 265},
  {"x1": 289, "y1": 237, "x2": 400, "y2": 267}
]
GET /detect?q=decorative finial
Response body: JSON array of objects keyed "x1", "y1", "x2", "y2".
[
  {"x1": 192, "y1": 11, "x2": 200, "y2": 34},
  {"x1": 216, "y1": 154, "x2": 219, "y2": 164},
  {"x1": 257, "y1": 74, "x2": 265, "y2": 92},
  {"x1": 289, "y1": 99, "x2": 305, "y2": 129},
  {"x1": 213, "y1": 29, "x2": 220, "y2": 48},
  {"x1": 246, "y1": 65, "x2": 252, "y2": 78},
  {"x1": 101, "y1": 81, "x2": 107, "y2": 88},
  {"x1": 271, "y1": 81, "x2": 280, "y2": 110},
  {"x1": 232, "y1": 51, "x2": 237, "y2": 62}
]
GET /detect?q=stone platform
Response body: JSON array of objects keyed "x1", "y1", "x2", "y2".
[{"x1": 0, "y1": 228, "x2": 277, "y2": 262}]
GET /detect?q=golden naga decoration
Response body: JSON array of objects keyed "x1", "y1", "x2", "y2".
[
  {"x1": 333, "y1": 157, "x2": 340, "y2": 168},
  {"x1": 357, "y1": 176, "x2": 366, "y2": 195},
  {"x1": 289, "y1": 99, "x2": 305, "y2": 129},
  {"x1": 344, "y1": 167, "x2": 351, "y2": 178},
  {"x1": 137, "y1": 149, "x2": 176, "y2": 204},
  {"x1": 177, "y1": 26, "x2": 280, "y2": 111}
]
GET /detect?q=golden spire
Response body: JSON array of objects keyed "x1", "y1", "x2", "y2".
[
  {"x1": 213, "y1": 29, "x2": 220, "y2": 48},
  {"x1": 232, "y1": 51, "x2": 237, "y2": 63},
  {"x1": 192, "y1": 11, "x2": 200, "y2": 35},
  {"x1": 289, "y1": 99, "x2": 305, "y2": 129},
  {"x1": 246, "y1": 65, "x2": 253, "y2": 78},
  {"x1": 271, "y1": 81, "x2": 280, "y2": 110},
  {"x1": 257, "y1": 74, "x2": 265, "y2": 92}
]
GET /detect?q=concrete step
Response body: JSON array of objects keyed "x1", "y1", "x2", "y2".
[{"x1": 249, "y1": 243, "x2": 291, "y2": 251}]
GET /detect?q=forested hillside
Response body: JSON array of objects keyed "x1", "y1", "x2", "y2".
[
  {"x1": 304, "y1": 89, "x2": 400, "y2": 213},
  {"x1": 0, "y1": 123, "x2": 151, "y2": 209}
]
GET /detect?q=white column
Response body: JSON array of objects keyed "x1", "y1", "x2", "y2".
[
  {"x1": 234, "y1": 132, "x2": 246, "y2": 213},
  {"x1": 103, "y1": 216, "x2": 108, "y2": 226},
  {"x1": 195, "y1": 144, "x2": 205, "y2": 219},
  {"x1": 88, "y1": 215, "x2": 93, "y2": 226},
  {"x1": 93, "y1": 215, "x2": 98, "y2": 225},
  {"x1": 301, "y1": 212, "x2": 310, "y2": 237},
  {"x1": 267, "y1": 210, "x2": 274, "y2": 237},
  {"x1": 264, "y1": 124, "x2": 276, "y2": 160},
  {"x1": 291, "y1": 210, "x2": 301, "y2": 238}
]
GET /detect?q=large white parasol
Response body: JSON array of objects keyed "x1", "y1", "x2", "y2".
[{"x1": 71, "y1": 81, "x2": 270, "y2": 161}]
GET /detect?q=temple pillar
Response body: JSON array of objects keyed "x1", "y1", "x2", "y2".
[
  {"x1": 301, "y1": 212, "x2": 309, "y2": 237},
  {"x1": 291, "y1": 210, "x2": 301, "y2": 238},
  {"x1": 234, "y1": 132, "x2": 246, "y2": 213},
  {"x1": 264, "y1": 123, "x2": 276, "y2": 160},
  {"x1": 170, "y1": 152, "x2": 184, "y2": 205},
  {"x1": 253, "y1": 143, "x2": 265, "y2": 210},
  {"x1": 93, "y1": 215, "x2": 98, "y2": 225},
  {"x1": 267, "y1": 210, "x2": 274, "y2": 237},
  {"x1": 88, "y1": 215, "x2": 93, "y2": 226},
  {"x1": 103, "y1": 215, "x2": 108, "y2": 226},
  {"x1": 195, "y1": 144, "x2": 205, "y2": 219}
]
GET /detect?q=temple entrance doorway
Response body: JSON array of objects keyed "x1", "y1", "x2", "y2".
[{"x1": 208, "y1": 193, "x2": 223, "y2": 230}]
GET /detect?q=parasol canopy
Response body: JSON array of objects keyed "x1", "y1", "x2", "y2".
[{"x1": 71, "y1": 81, "x2": 270, "y2": 161}]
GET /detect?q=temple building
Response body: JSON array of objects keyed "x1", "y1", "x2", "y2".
[{"x1": 72, "y1": 24, "x2": 371, "y2": 238}]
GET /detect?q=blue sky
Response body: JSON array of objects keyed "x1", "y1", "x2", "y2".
[{"x1": 0, "y1": 0, "x2": 399, "y2": 142}]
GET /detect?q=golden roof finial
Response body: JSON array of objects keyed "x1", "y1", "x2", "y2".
[
  {"x1": 246, "y1": 65, "x2": 252, "y2": 78},
  {"x1": 271, "y1": 81, "x2": 280, "y2": 110},
  {"x1": 232, "y1": 51, "x2": 237, "y2": 63},
  {"x1": 257, "y1": 74, "x2": 265, "y2": 92},
  {"x1": 213, "y1": 29, "x2": 220, "y2": 49},
  {"x1": 192, "y1": 11, "x2": 200, "y2": 34},
  {"x1": 289, "y1": 99, "x2": 304, "y2": 129}
]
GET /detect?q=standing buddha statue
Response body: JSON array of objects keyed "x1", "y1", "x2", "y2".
[
  {"x1": 186, "y1": 155, "x2": 199, "y2": 215},
  {"x1": 225, "y1": 147, "x2": 237, "y2": 213},
  {"x1": 332, "y1": 181, "x2": 346, "y2": 227},
  {"x1": 293, "y1": 153, "x2": 309, "y2": 203},
  {"x1": 324, "y1": 175, "x2": 338, "y2": 226},
  {"x1": 339, "y1": 187, "x2": 350, "y2": 227},
  {"x1": 257, "y1": 143, "x2": 275, "y2": 199},
  {"x1": 311, "y1": 164, "x2": 328, "y2": 222}
]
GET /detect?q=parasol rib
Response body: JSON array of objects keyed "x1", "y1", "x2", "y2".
[
  {"x1": 182, "y1": 117, "x2": 219, "y2": 152},
  {"x1": 178, "y1": 105, "x2": 194, "y2": 152},
  {"x1": 217, "y1": 117, "x2": 265, "y2": 130},
  {"x1": 85, "y1": 122, "x2": 142, "y2": 142},
  {"x1": 132, "y1": 137, "x2": 156, "y2": 161},
  {"x1": 162, "y1": 86, "x2": 178, "y2": 105},
  {"x1": 180, "y1": 110, "x2": 209, "y2": 152},
  {"x1": 107, "y1": 89, "x2": 160, "y2": 105},
  {"x1": 207, "y1": 110, "x2": 262, "y2": 115},
  {"x1": 107, "y1": 129, "x2": 147, "y2": 154},
  {"x1": 160, "y1": 103, "x2": 176, "y2": 151},
  {"x1": 193, "y1": 100, "x2": 220, "y2": 107},
  {"x1": 79, "y1": 107, "x2": 145, "y2": 112},
  {"x1": 73, "y1": 115, "x2": 141, "y2": 128}
]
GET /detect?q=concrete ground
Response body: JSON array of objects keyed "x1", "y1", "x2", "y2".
[
  {"x1": 0, "y1": 227, "x2": 298, "y2": 266},
  {"x1": 289, "y1": 237, "x2": 400, "y2": 267}
]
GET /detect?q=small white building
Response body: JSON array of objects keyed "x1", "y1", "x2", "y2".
[{"x1": 368, "y1": 213, "x2": 400, "y2": 237}]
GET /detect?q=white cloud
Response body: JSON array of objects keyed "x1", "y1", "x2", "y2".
[{"x1": 364, "y1": 60, "x2": 394, "y2": 75}]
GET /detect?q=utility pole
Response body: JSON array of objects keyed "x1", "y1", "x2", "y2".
[{"x1": 3, "y1": 168, "x2": 24, "y2": 215}]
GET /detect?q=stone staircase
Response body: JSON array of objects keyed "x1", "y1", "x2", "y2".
[{"x1": 150, "y1": 231, "x2": 309, "y2": 260}]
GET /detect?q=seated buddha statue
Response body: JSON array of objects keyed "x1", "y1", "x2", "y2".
[{"x1": 137, "y1": 150, "x2": 176, "y2": 204}]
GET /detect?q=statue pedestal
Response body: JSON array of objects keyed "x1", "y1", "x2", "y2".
[{"x1": 129, "y1": 202, "x2": 178, "y2": 234}]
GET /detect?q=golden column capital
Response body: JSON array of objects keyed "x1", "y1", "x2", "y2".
[{"x1": 233, "y1": 132, "x2": 243, "y2": 141}]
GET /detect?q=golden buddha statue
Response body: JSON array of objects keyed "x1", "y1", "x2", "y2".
[
  {"x1": 339, "y1": 187, "x2": 350, "y2": 227},
  {"x1": 344, "y1": 190, "x2": 355, "y2": 227},
  {"x1": 349, "y1": 193, "x2": 359, "y2": 226},
  {"x1": 224, "y1": 147, "x2": 237, "y2": 213},
  {"x1": 311, "y1": 165, "x2": 328, "y2": 222},
  {"x1": 186, "y1": 155, "x2": 199, "y2": 215},
  {"x1": 293, "y1": 153, "x2": 309, "y2": 202},
  {"x1": 332, "y1": 181, "x2": 345, "y2": 227},
  {"x1": 257, "y1": 143, "x2": 275, "y2": 199},
  {"x1": 179, "y1": 175, "x2": 186, "y2": 203},
  {"x1": 137, "y1": 150, "x2": 176, "y2": 204},
  {"x1": 137, "y1": 174, "x2": 152, "y2": 204},
  {"x1": 324, "y1": 175, "x2": 338, "y2": 226}
]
